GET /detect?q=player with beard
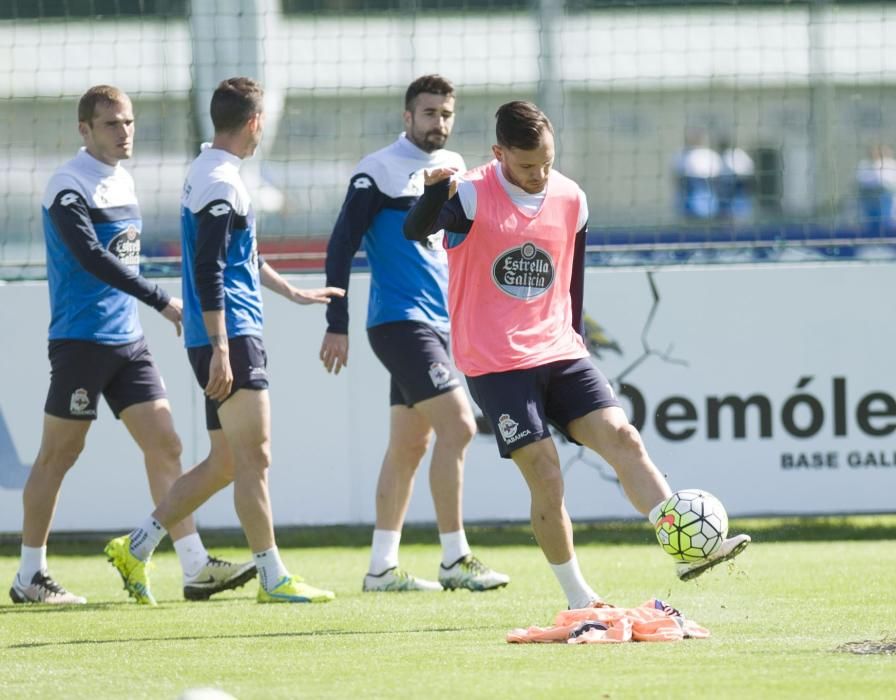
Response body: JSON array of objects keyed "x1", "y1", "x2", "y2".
[{"x1": 320, "y1": 75, "x2": 509, "y2": 593}]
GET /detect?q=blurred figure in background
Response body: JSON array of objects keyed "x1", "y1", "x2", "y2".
[
  {"x1": 855, "y1": 144, "x2": 896, "y2": 233},
  {"x1": 673, "y1": 127, "x2": 722, "y2": 221},
  {"x1": 716, "y1": 137, "x2": 755, "y2": 222}
]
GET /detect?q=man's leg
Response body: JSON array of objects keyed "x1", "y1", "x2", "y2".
[
  {"x1": 374, "y1": 405, "x2": 432, "y2": 533},
  {"x1": 414, "y1": 388, "x2": 509, "y2": 591},
  {"x1": 217, "y1": 389, "x2": 274, "y2": 551},
  {"x1": 511, "y1": 437, "x2": 574, "y2": 564},
  {"x1": 22, "y1": 415, "x2": 90, "y2": 548},
  {"x1": 511, "y1": 436, "x2": 598, "y2": 609},
  {"x1": 107, "y1": 402, "x2": 254, "y2": 603},
  {"x1": 151, "y1": 429, "x2": 235, "y2": 528},
  {"x1": 11, "y1": 415, "x2": 91, "y2": 604},
  {"x1": 119, "y1": 399, "x2": 195, "y2": 541},
  {"x1": 413, "y1": 387, "x2": 474, "y2": 535},
  {"x1": 568, "y1": 406, "x2": 750, "y2": 580},
  {"x1": 363, "y1": 405, "x2": 443, "y2": 591},
  {"x1": 218, "y1": 389, "x2": 332, "y2": 603},
  {"x1": 567, "y1": 406, "x2": 671, "y2": 516}
]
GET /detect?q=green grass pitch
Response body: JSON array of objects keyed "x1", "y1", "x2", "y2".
[{"x1": 1, "y1": 517, "x2": 895, "y2": 699}]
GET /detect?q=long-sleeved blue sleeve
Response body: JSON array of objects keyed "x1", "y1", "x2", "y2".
[
  {"x1": 324, "y1": 173, "x2": 387, "y2": 334},
  {"x1": 194, "y1": 199, "x2": 233, "y2": 312},
  {"x1": 48, "y1": 189, "x2": 170, "y2": 311}
]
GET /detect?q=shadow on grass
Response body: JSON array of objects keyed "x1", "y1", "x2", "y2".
[
  {"x1": 6, "y1": 624, "x2": 495, "y2": 650},
  {"x1": 0, "y1": 600, "x2": 147, "y2": 615},
  {"x1": 1, "y1": 515, "x2": 894, "y2": 556}
]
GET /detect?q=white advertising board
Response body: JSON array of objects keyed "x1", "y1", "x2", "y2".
[{"x1": 1, "y1": 263, "x2": 894, "y2": 533}]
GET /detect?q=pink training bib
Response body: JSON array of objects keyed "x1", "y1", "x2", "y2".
[{"x1": 447, "y1": 161, "x2": 589, "y2": 377}]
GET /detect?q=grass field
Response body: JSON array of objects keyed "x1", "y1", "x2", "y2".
[{"x1": 1, "y1": 517, "x2": 895, "y2": 700}]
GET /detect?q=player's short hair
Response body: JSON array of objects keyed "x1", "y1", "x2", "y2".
[
  {"x1": 405, "y1": 74, "x2": 455, "y2": 111},
  {"x1": 211, "y1": 77, "x2": 265, "y2": 133},
  {"x1": 78, "y1": 85, "x2": 129, "y2": 125},
  {"x1": 495, "y1": 101, "x2": 554, "y2": 150}
]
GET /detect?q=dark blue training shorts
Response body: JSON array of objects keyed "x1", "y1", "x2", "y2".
[
  {"x1": 187, "y1": 335, "x2": 269, "y2": 430},
  {"x1": 466, "y1": 357, "x2": 621, "y2": 458},
  {"x1": 44, "y1": 337, "x2": 167, "y2": 420},
  {"x1": 367, "y1": 320, "x2": 462, "y2": 408}
]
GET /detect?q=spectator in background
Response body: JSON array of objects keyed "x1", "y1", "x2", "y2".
[
  {"x1": 716, "y1": 137, "x2": 755, "y2": 222},
  {"x1": 855, "y1": 144, "x2": 896, "y2": 233},
  {"x1": 673, "y1": 127, "x2": 722, "y2": 220}
]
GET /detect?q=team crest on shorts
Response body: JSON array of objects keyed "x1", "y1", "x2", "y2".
[
  {"x1": 428, "y1": 362, "x2": 454, "y2": 389},
  {"x1": 497, "y1": 413, "x2": 532, "y2": 445},
  {"x1": 69, "y1": 388, "x2": 95, "y2": 417},
  {"x1": 492, "y1": 241, "x2": 555, "y2": 299}
]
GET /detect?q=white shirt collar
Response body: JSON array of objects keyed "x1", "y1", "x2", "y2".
[
  {"x1": 201, "y1": 142, "x2": 243, "y2": 167},
  {"x1": 76, "y1": 147, "x2": 119, "y2": 177}
]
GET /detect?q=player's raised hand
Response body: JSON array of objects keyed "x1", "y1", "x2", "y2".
[
  {"x1": 289, "y1": 286, "x2": 345, "y2": 306},
  {"x1": 320, "y1": 331, "x2": 349, "y2": 375},
  {"x1": 423, "y1": 167, "x2": 458, "y2": 195},
  {"x1": 160, "y1": 297, "x2": 183, "y2": 337}
]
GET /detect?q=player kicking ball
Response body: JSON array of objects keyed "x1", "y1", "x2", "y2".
[{"x1": 404, "y1": 100, "x2": 749, "y2": 608}]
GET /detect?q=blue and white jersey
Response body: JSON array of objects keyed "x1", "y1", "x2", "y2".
[
  {"x1": 42, "y1": 147, "x2": 169, "y2": 344},
  {"x1": 324, "y1": 133, "x2": 466, "y2": 334},
  {"x1": 181, "y1": 145, "x2": 263, "y2": 348}
]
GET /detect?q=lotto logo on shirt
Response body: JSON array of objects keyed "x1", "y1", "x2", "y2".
[
  {"x1": 108, "y1": 225, "x2": 141, "y2": 266},
  {"x1": 491, "y1": 242, "x2": 555, "y2": 299}
]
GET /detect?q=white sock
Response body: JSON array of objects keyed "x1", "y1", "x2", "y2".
[
  {"x1": 129, "y1": 516, "x2": 167, "y2": 562},
  {"x1": 254, "y1": 547, "x2": 289, "y2": 592},
  {"x1": 18, "y1": 544, "x2": 47, "y2": 582},
  {"x1": 648, "y1": 499, "x2": 667, "y2": 526},
  {"x1": 549, "y1": 555, "x2": 599, "y2": 609},
  {"x1": 369, "y1": 529, "x2": 401, "y2": 575},
  {"x1": 439, "y1": 530, "x2": 472, "y2": 567},
  {"x1": 173, "y1": 533, "x2": 210, "y2": 581}
]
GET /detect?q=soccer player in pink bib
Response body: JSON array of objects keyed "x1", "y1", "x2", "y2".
[{"x1": 405, "y1": 101, "x2": 750, "y2": 608}]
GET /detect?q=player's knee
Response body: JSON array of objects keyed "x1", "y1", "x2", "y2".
[
  {"x1": 391, "y1": 435, "x2": 430, "y2": 467},
  {"x1": 152, "y1": 429, "x2": 183, "y2": 464},
  {"x1": 612, "y1": 423, "x2": 646, "y2": 456},
  {"x1": 249, "y1": 443, "x2": 272, "y2": 472},
  {"x1": 525, "y1": 457, "x2": 565, "y2": 504},
  {"x1": 213, "y1": 453, "x2": 236, "y2": 485},
  {"x1": 35, "y1": 439, "x2": 84, "y2": 475},
  {"x1": 456, "y1": 414, "x2": 477, "y2": 446},
  {"x1": 434, "y1": 415, "x2": 476, "y2": 451}
]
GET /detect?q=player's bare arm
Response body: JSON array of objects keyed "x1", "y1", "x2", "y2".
[{"x1": 259, "y1": 261, "x2": 344, "y2": 306}]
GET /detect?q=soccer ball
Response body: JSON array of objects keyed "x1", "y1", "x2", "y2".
[{"x1": 654, "y1": 489, "x2": 728, "y2": 562}]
